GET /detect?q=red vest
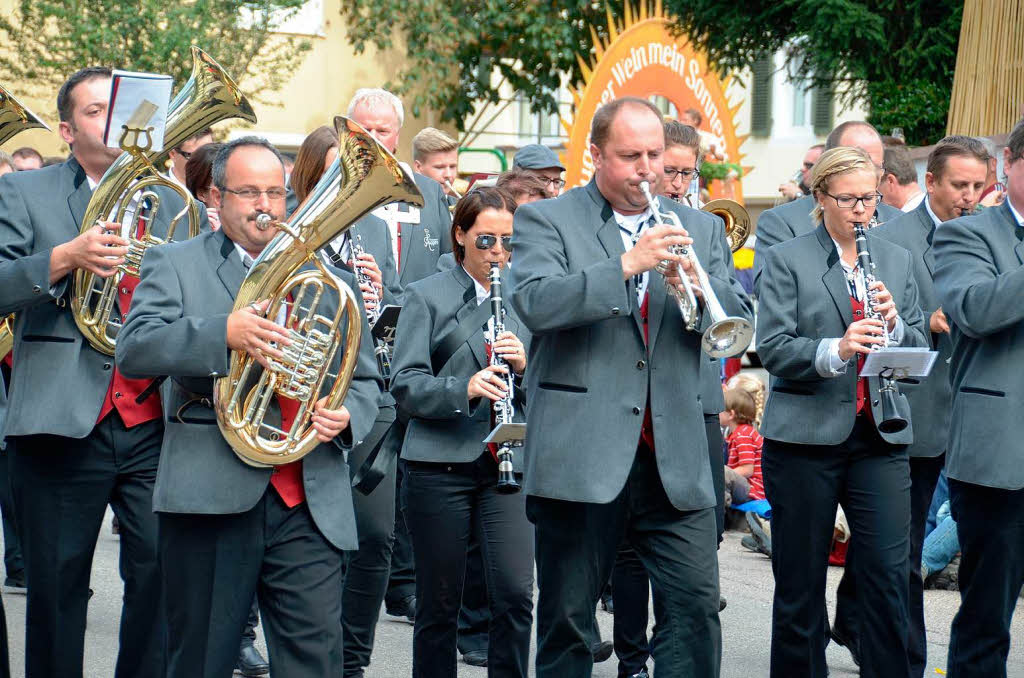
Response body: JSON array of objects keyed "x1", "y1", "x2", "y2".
[
  {"x1": 849, "y1": 296, "x2": 870, "y2": 417},
  {"x1": 483, "y1": 341, "x2": 500, "y2": 462},
  {"x1": 271, "y1": 396, "x2": 307, "y2": 508},
  {"x1": 639, "y1": 292, "x2": 654, "y2": 451}
]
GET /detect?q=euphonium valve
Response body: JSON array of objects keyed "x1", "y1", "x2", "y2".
[
  {"x1": 71, "y1": 46, "x2": 257, "y2": 355},
  {"x1": 214, "y1": 116, "x2": 424, "y2": 467},
  {"x1": 638, "y1": 181, "x2": 753, "y2": 358}
]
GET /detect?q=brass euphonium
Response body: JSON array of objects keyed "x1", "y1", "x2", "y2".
[
  {"x1": 703, "y1": 198, "x2": 753, "y2": 253},
  {"x1": 214, "y1": 116, "x2": 423, "y2": 467},
  {"x1": 71, "y1": 46, "x2": 257, "y2": 355},
  {"x1": 638, "y1": 181, "x2": 753, "y2": 358},
  {"x1": 0, "y1": 84, "x2": 51, "y2": 359}
]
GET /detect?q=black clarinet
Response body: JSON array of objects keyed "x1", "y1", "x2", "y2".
[
  {"x1": 853, "y1": 223, "x2": 908, "y2": 433},
  {"x1": 488, "y1": 262, "x2": 521, "y2": 493}
]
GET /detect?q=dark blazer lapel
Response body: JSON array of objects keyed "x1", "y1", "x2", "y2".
[
  {"x1": 398, "y1": 212, "x2": 417, "y2": 282},
  {"x1": 65, "y1": 157, "x2": 92, "y2": 234},
  {"x1": 911, "y1": 202, "x2": 938, "y2": 276},
  {"x1": 584, "y1": 181, "x2": 645, "y2": 338},
  {"x1": 214, "y1": 230, "x2": 245, "y2": 300},
  {"x1": 815, "y1": 225, "x2": 854, "y2": 327},
  {"x1": 451, "y1": 267, "x2": 489, "y2": 369}
]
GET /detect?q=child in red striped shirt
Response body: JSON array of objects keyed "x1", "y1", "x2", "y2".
[{"x1": 720, "y1": 387, "x2": 765, "y2": 504}]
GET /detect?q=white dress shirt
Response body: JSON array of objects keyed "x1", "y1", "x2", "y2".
[{"x1": 613, "y1": 207, "x2": 653, "y2": 303}]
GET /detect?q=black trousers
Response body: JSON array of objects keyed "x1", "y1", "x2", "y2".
[
  {"x1": 342, "y1": 414, "x2": 398, "y2": 677},
  {"x1": 0, "y1": 365, "x2": 23, "y2": 580},
  {"x1": 11, "y1": 414, "x2": 163, "y2": 678},
  {"x1": 160, "y1": 489, "x2": 345, "y2": 678},
  {"x1": 403, "y1": 453, "x2": 535, "y2": 678},
  {"x1": 763, "y1": 417, "x2": 911, "y2": 678},
  {"x1": 706, "y1": 414, "x2": 725, "y2": 542},
  {"x1": 946, "y1": 479, "x2": 1024, "y2": 678},
  {"x1": 611, "y1": 543, "x2": 652, "y2": 677},
  {"x1": 529, "y1": 446, "x2": 721, "y2": 678},
  {"x1": 833, "y1": 453, "x2": 944, "y2": 677},
  {"x1": 386, "y1": 454, "x2": 416, "y2": 608},
  {"x1": 456, "y1": 536, "x2": 490, "y2": 655}
]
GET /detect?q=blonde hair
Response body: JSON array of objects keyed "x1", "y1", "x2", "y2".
[
  {"x1": 412, "y1": 127, "x2": 458, "y2": 162},
  {"x1": 725, "y1": 373, "x2": 766, "y2": 428},
  {"x1": 809, "y1": 146, "x2": 878, "y2": 224},
  {"x1": 723, "y1": 388, "x2": 757, "y2": 425}
]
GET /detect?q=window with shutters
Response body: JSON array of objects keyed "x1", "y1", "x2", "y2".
[
  {"x1": 812, "y1": 84, "x2": 834, "y2": 136},
  {"x1": 750, "y1": 53, "x2": 774, "y2": 137}
]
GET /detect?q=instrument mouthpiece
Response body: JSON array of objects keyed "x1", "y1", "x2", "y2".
[{"x1": 255, "y1": 213, "x2": 272, "y2": 231}]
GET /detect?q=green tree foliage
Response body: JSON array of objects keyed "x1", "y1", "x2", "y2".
[
  {"x1": 665, "y1": 0, "x2": 963, "y2": 145},
  {"x1": 339, "y1": 1, "x2": 621, "y2": 131},
  {"x1": 0, "y1": 0, "x2": 312, "y2": 116}
]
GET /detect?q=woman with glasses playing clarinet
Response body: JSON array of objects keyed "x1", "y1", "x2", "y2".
[
  {"x1": 756, "y1": 147, "x2": 929, "y2": 678},
  {"x1": 390, "y1": 186, "x2": 534, "y2": 677}
]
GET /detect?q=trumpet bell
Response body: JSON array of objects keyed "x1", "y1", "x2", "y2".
[
  {"x1": 703, "y1": 199, "x2": 752, "y2": 253},
  {"x1": 702, "y1": 317, "x2": 755, "y2": 359}
]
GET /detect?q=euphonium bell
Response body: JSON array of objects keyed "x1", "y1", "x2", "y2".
[
  {"x1": 0, "y1": 84, "x2": 51, "y2": 358},
  {"x1": 703, "y1": 198, "x2": 752, "y2": 253},
  {"x1": 214, "y1": 116, "x2": 424, "y2": 467},
  {"x1": 71, "y1": 46, "x2": 257, "y2": 355}
]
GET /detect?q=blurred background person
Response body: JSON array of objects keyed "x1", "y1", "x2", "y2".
[
  {"x1": 10, "y1": 146, "x2": 42, "y2": 171},
  {"x1": 511, "y1": 143, "x2": 565, "y2": 198},
  {"x1": 495, "y1": 168, "x2": 549, "y2": 205},
  {"x1": 977, "y1": 136, "x2": 1006, "y2": 207},
  {"x1": 879, "y1": 143, "x2": 925, "y2": 212},
  {"x1": 184, "y1": 142, "x2": 224, "y2": 231},
  {"x1": 777, "y1": 144, "x2": 824, "y2": 203},
  {"x1": 0, "y1": 152, "x2": 12, "y2": 176},
  {"x1": 167, "y1": 127, "x2": 213, "y2": 187},
  {"x1": 412, "y1": 127, "x2": 460, "y2": 200}
]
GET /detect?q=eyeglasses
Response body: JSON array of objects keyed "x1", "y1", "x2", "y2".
[
  {"x1": 664, "y1": 168, "x2": 700, "y2": 182},
  {"x1": 222, "y1": 187, "x2": 288, "y2": 201},
  {"x1": 802, "y1": 162, "x2": 815, "y2": 170},
  {"x1": 474, "y1": 234, "x2": 512, "y2": 251},
  {"x1": 174, "y1": 149, "x2": 192, "y2": 160},
  {"x1": 545, "y1": 177, "x2": 566, "y2": 189},
  {"x1": 821, "y1": 191, "x2": 882, "y2": 209}
]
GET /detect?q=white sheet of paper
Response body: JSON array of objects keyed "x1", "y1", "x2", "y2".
[
  {"x1": 861, "y1": 347, "x2": 939, "y2": 379},
  {"x1": 104, "y1": 70, "x2": 173, "y2": 151}
]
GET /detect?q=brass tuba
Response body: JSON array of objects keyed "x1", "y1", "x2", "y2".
[
  {"x1": 0, "y1": 84, "x2": 51, "y2": 359},
  {"x1": 703, "y1": 198, "x2": 752, "y2": 253},
  {"x1": 214, "y1": 116, "x2": 423, "y2": 467},
  {"x1": 71, "y1": 46, "x2": 257, "y2": 355}
]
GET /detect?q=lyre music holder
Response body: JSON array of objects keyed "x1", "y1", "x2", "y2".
[{"x1": 860, "y1": 347, "x2": 938, "y2": 380}]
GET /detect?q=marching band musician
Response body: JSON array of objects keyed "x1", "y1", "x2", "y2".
[
  {"x1": 756, "y1": 146, "x2": 928, "y2": 678},
  {"x1": 291, "y1": 123, "x2": 406, "y2": 678},
  {"x1": 511, "y1": 97, "x2": 752, "y2": 677},
  {"x1": 0, "y1": 67, "x2": 200, "y2": 678},
  {"x1": 347, "y1": 87, "x2": 453, "y2": 633},
  {"x1": 872, "y1": 135, "x2": 989, "y2": 678},
  {"x1": 115, "y1": 137, "x2": 381, "y2": 677},
  {"x1": 933, "y1": 118, "x2": 1024, "y2": 678},
  {"x1": 412, "y1": 127, "x2": 461, "y2": 202},
  {"x1": 389, "y1": 186, "x2": 534, "y2": 677}
]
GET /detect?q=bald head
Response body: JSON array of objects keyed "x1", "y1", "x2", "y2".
[{"x1": 826, "y1": 121, "x2": 884, "y2": 168}]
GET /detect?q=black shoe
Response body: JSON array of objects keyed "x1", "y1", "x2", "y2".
[
  {"x1": 591, "y1": 640, "x2": 613, "y2": 663},
  {"x1": 385, "y1": 595, "x2": 416, "y2": 624},
  {"x1": 600, "y1": 592, "x2": 614, "y2": 614},
  {"x1": 719, "y1": 595, "x2": 727, "y2": 612},
  {"x1": 462, "y1": 649, "x2": 488, "y2": 667},
  {"x1": 2, "y1": 573, "x2": 26, "y2": 595},
  {"x1": 830, "y1": 625, "x2": 861, "y2": 667},
  {"x1": 235, "y1": 642, "x2": 269, "y2": 676}
]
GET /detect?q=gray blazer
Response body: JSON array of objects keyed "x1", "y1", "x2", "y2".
[
  {"x1": 0, "y1": 156, "x2": 204, "y2": 439},
  {"x1": 394, "y1": 173, "x2": 453, "y2": 286},
  {"x1": 933, "y1": 201, "x2": 1024, "y2": 490},
  {"x1": 390, "y1": 266, "x2": 530, "y2": 471},
  {"x1": 509, "y1": 180, "x2": 753, "y2": 511},
  {"x1": 872, "y1": 201, "x2": 951, "y2": 458},
  {"x1": 115, "y1": 229, "x2": 383, "y2": 550},
  {"x1": 757, "y1": 223, "x2": 928, "y2": 446},
  {"x1": 325, "y1": 213, "x2": 403, "y2": 308},
  {"x1": 753, "y1": 195, "x2": 901, "y2": 291}
]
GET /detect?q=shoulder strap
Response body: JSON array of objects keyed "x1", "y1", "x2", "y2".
[{"x1": 430, "y1": 300, "x2": 492, "y2": 375}]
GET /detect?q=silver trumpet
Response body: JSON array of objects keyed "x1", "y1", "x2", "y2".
[{"x1": 638, "y1": 181, "x2": 753, "y2": 358}]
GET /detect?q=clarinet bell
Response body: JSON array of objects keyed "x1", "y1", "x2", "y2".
[
  {"x1": 877, "y1": 385, "x2": 909, "y2": 434},
  {"x1": 496, "y1": 447, "x2": 521, "y2": 495}
]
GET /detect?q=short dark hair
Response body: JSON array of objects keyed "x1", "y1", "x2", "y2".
[
  {"x1": 211, "y1": 136, "x2": 284, "y2": 191},
  {"x1": 926, "y1": 135, "x2": 990, "y2": 180},
  {"x1": 683, "y1": 108, "x2": 703, "y2": 126},
  {"x1": 1007, "y1": 117, "x2": 1024, "y2": 164},
  {"x1": 495, "y1": 168, "x2": 548, "y2": 202},
  {"x1": 175, "y1": 127, "x2": 213, "y2": 153},
  {"x1": 882, "y1": 144, "x2": 917, "y2": 185},
  {"x1": 664, "y1": 121, "x2": 701, "y2": 159},
  {"x1": 185, "y1": 142, "x2": 224, "y2": 201},
  {"x1": 450, "y1": 186, "x2": 517, "y2": 265},
  {"x1": 590, "y1": 97, "x2": 663, "y2": 151},
  {"x1": 724, "y1": 387, "x2": 756, "y2": 425},
  {"x1": 11, "y1": 147, "x2": 43, "y2": 163},
  {"x1": 291, "y1": 125, "x2": 339, "y2": 204},
  {"x1": 825, "y1": 120, "x2": 881, "y2": 151},
  {"x1": 57, "y1": 67, "x2": 111, "y2": 122}
]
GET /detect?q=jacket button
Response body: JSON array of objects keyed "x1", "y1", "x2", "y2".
[
  {"x1": 611, "y1": 307, "x2": 620, "y2": 315},
  {"x1": 120, "y1": 288, "x2": 128, "y2": 295},
  {"x1": 636, "y1": 360, "x2": 646, "y2": 369},
  {"x1": 31, "y1": 285, "x2": 41, "y2": 294},
  {"x1": 208, "y1": 372, "x2": 220, "y2": 378},
  {"x1": 632, "y1": 406, "x2": 641, "y2": 415},
  {"x1": 103, "y1": 362, "x2": 112, "y2": 371},
  {"x1": 873, "y1": 400, "x2": 879, "y2": 406},
  {"x1": 114, "y1": 392, "x2": 122, "y2": 399}
]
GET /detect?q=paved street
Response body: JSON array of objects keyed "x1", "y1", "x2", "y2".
[{"x1": 1, "y1": 508, "x2": 1022, "y2": 677}]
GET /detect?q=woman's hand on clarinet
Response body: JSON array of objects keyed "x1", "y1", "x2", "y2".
[
  {"x1": 467, "y1": 364, "x2": 510, "y2": 402},
  {"x1": 869, "y1": 280, "x2": 898, "y2": 332},
  {"x1": 492, "y1": 331, "x2": 526, "y2": 374}
]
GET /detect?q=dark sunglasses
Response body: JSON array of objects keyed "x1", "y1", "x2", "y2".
[{"x1": 474, "y1": 234, "x2": 512, "y2": 251}]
